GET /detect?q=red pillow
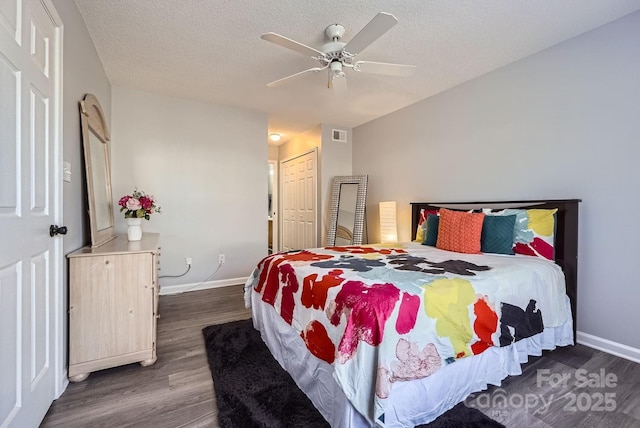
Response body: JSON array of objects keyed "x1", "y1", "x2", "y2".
[{"x1": 436, "y1": 208, "x2": 485, "y2": 254}]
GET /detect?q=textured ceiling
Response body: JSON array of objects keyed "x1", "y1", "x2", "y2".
[{"x1": 75, "y1": 0, "x2": 640, "y2": 142}]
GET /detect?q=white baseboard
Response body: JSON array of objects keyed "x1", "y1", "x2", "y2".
[
  {"x1": 159, "y1": 277, "x2": 246, "y2": 295},
  {"x1": 577, "y1": 331, "x2": 640, "y2": 364},
  {"x1": 56, "y1": 370, "x2": 69, "y2": 399}
]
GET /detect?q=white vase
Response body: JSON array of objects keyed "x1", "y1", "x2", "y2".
[{"x1": 126, "y1": 217, "x2": 143, "y2": 241}]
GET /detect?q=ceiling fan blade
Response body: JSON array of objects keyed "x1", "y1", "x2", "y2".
[
  {"x1": 343, "y1": 12, "x2": 398, "y2": 55},
  {"x1": 355, "y1": 61, "x2": 416, "y2": 77},
  {"x1": 261, "y1": 32, "x2": 325, "y2": 57},
  {"x1": 330, "y1": 72, "x2": 348, "y2": 95},
  {"x1": 267, "y1": 66, "x2": 327, "y2": 87}
]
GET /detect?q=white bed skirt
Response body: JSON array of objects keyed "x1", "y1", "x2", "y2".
[{"x1": 251, "y1": 291, "x2": 574, "y2": 428}]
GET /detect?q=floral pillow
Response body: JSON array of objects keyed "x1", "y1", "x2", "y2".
[
  {"x1": 482, "y1": 208, "x2": 557, "y2": 260},
  {"x1": 415, "y1": 209, "x2": 438, "y2": 242}
]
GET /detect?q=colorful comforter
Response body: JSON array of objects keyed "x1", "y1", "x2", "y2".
[{"x1": 244, "y1": 243, "x2": 569, "y2": 426}]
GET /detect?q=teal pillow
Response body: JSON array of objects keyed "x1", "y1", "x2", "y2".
[
  {"x1": 422, "y1": 214, "x2": 439, "y2": 247},
  {"x1": 481, "y1": 215, "x2": 516, "y2": 254}
]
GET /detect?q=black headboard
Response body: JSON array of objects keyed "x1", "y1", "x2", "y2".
[{"x1": 410, "y1": 199, "x2": 580, "y2": 341}]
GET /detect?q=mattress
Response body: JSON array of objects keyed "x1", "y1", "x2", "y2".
[
  {"x1": 252, "y1": 290, "x2": 573, "y2": 427},
  {"x1": 245, "y1": 242, "x2": 574, "y2": 427}
]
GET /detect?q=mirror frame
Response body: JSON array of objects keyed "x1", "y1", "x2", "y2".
[
  {"x1": 80, "y1": 93, "x2": 116, "y2": 247},
  {"x1": 326, "y1": 175, "x2": 368, "y2": 246}
]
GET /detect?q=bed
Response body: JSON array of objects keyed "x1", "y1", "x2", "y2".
[{"x1": 244, "y1": 199, "x2": 580, "y2": 427}]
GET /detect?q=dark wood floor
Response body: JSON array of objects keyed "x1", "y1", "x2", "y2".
[
  {"x1": 42, "y1": 286, "x2": 640, "y2": 428},
  {"x1": 41, "y1": 285, "x2": 251, "y2": 428},
  {"x1": 465, "y1": 339, "x2": 640, "y2": 427}
]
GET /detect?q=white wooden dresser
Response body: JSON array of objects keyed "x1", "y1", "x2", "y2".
[{"x1": 67, "y1": 233, "x2": 160, "y2": 382}]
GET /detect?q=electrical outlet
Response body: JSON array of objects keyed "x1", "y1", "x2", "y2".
[
  {"x1": 218, "y1": 254, "x2": 225, "y2": 264},
  {"x1": 185, "y1": 257, "x2": 192, "y2": 266}
]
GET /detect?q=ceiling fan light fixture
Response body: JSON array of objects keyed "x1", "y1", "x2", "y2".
[{"x1": 330, "y1": 61, "x2": 343, "y2": 75}]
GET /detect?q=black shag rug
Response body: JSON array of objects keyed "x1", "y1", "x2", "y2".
[{"x1": 203, "y1": 319, "x2": 504, "y2": 428}]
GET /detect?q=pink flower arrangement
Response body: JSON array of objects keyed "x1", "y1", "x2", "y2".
[{"x1": 118, "y1": 189, "x2": 161, "y2": 220}]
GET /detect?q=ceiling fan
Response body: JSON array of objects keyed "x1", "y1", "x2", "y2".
[{"x1": 261, "y1": 12, "x2": 416, "y2": 93}]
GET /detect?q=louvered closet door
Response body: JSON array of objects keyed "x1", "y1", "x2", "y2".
[{"x1": 0, "y1": 0, "x2": 62, "y2": 426}]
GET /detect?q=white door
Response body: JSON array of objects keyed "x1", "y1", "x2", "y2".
[
  {"x1": 297, "y1": 152, "x2": 316, "y2": 249},
  {"x1": 0, "y1": 0, "x2": 63, "y2": 427},
  {"x1": 280, "y1": 150, "x2": 317, "y2": 251}
]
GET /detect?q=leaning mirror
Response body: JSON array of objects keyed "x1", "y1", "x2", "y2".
[
  {"x1": 326, "y1": 175, "x2": 368, "y2": 246},
  {"x1": 80, "y1": 94, "x2": 116, "y2": 247}
]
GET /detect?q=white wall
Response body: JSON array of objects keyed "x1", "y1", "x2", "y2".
[
  {"x1": 52, "y1": 0, "x2": 111, "y2": 366},
  {"x1": 267, "y1": 144, "x2": 279, "y2": 161},
  {"x1": 54, "y1": 0, "x2": 112, "y2": 254},
  {"x1": 278, "y1": 126, "x2": 321, "y2": 160},
  {"x1": 320, "y1": 124, "x2": 353, "y2": 244},
  {"x1": 111, "y1": 87, "x2": 268, "y2": 292},
  {"x1": 353, "y1": 12, "x2": 640, "y2": 351}
]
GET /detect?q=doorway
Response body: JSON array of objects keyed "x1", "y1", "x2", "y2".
[{"x1": 268, "y1": 160, "x2": 278, "y2": 253}]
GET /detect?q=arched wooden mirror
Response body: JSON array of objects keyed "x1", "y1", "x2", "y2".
[
  {"x1": 80, "y1": 94, "x2": 116, "y2": 247},
  {"x1": 326, "y1": 175, "x2": 368, "y2": 246}
]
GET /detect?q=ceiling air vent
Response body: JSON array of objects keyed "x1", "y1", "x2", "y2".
[{"x1": 332, "y1": 129, "x2": 347, "y2": 143}]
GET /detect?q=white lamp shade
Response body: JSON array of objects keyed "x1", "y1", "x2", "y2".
[{"x1": 379, "y1": 201, "x2": 398, "y2": 243}]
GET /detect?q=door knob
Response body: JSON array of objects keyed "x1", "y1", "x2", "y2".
[{"x1": 50, "y1": 225, "x2": 68, "y2": 237}]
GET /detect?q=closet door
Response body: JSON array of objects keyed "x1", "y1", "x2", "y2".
[{"x1": 280, "y1": 149, "x2": 317, "y2": 251}]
